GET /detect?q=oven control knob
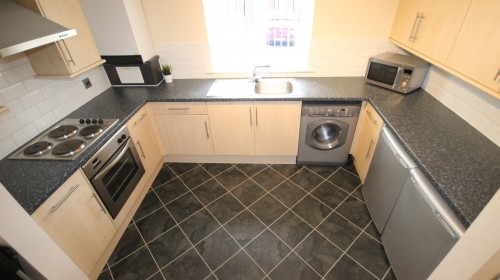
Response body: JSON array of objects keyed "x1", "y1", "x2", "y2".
[
  {"x1": 117, "y1": 138, "x2": 123, "y2": 143},
  {"x1": 121, "y1": 134, "x2": 127, "y2": 140},
  {"x1": 79, "y1": 119, "x2": 85, "y2": 124},
  {"x1": 98, "y1": 119, "x2": 104, "y2": 124},
  {"x1": 85, "y1": 119, "x2": 91, "y2": 124}
]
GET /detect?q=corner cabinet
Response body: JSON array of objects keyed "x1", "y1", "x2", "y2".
[
  {"x1": 207, "y1": 101, "x2": 302, "y2": 156},
  {"x1": 152, "y1": 102, "x2": 215, "y2": 155},
  {"x1": 127, "y1": 104, "x2": 162, "y2": 177},
  {"x1": 31, "y1": 169, "x2": 116, "y2": 276},
  {"x1": 352, "y1": 103, "x2": 384, "y2": 181},
  {"x1": 14, "y1": 0, "x2": 105, "y2": 78}
]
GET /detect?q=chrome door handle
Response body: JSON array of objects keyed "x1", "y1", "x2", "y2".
[
  {"x1": 134, "y1": 113, "x2": 147, "y2": 126},
  {"x1": 94, "y1": 140, "x2": 130, "y2": 181},
  {"x1": 255, "y1": 107, "x2": 258, "y2": 127},
  {"x1": 409, "y1": 13, "x2": 421, "y2": 42},
  {"x1": 365, "y1": 139, "x2": 374, "y2": 159},
  {"x1": 60, "y1": 39, "x2": 75, "y2": 66},
  {"x1": 136, "y1": 140, "x2": 146, "y2": 159},
  {"x1": 249, "y1": 107, "x2": 253, "y2": 127},
  {"x1": 366, "y1": 111, "x2": 377, "y2": 126},
  {"x1": 91, "y1": 193, "x2": 107, "y2": 214},
  {"x1": 413, "y1": 12, "x2": 424, "y2": 42},
  {"x1": 494, "y1": 68, "x2": 500, "y2": 81},
  {"x1": 167, "y1": 108, "x2": 189, "y2": 111},
  {"x1": 50, "y1": 184, "x2": 79, "y2": 212},
  {"x1": 204, "y1": 121, "x2": 210, "y2": 139}
]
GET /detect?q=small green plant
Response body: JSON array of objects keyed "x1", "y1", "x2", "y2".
[{"x1": 161, "y1": 64, "x2": 172, "y2": 75}]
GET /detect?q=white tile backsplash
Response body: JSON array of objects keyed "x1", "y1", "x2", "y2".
[
  {"x1": 0, "y1": 54, "x2": 110, "y2": 159},
  {"x1": 423, "y1": 66, "x2": 500, "y2": 147}
]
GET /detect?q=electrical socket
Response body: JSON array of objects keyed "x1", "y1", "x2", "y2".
[{"x1": 82, "y1": 78, "x2": 92, "y2": 89}]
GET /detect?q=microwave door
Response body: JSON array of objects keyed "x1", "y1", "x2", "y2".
[{"x1": 366, "y1": 61, "x2": 400, "y2": 89}]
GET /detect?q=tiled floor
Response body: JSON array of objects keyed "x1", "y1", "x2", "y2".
[{"x1": 98, "y1": 162, "x2": 396, "y2": 280}]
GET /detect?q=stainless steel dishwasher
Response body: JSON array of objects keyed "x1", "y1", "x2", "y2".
[
  {"x1": 362, "y1": 126, "x2": 417, "y2": 233},
  {"x1": 382, "y1": 168, "x2": 465, "y2": 280}
]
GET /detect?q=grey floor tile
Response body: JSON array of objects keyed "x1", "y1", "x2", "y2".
[
  {"x1": 169, "y1": 162, "x2": 199, "y2": 176},
  {"x1": 161, "y1": 248, "x2": 211, "y2": 280},
  {"x1": 335, "y1": 195, "x2": 371, "y2": 229},
  {"x1": 328, "y1": 168, "x2": 362, "y2": 192},
  {"x1": 165, "y1": 192, "x2": 204, "y2": 222},
  {"x1": 270, "y1": 211, "x2": 313, "y2": 248},
  {"x1": 151, "y1": 165, "x2": 177, "y2": 189},
  {"x1": 295, "y1": 231, "x2": 343, "y2": 276},
  {"x1": 134, "y1": 191, "x2": 163, "y2": 221},
  {"x1": 317, "y1": 212, "x2": 361, "y2": 250},
  {"x1": 270, "y1": 180, "x2": 307, "y2": 207},
  {"x1": 195, "y1": 228, "x2": 240, "y2": 270},
  {"x1": 364, "y1": 221, "x2": 382, "y2": 242},
  {"x1": 202, "y1": 163, "x2": 233, "y2": 176},
  {"x1": 204, "y1": 274, "x2": 217, "y2": 280},
  {"x1": 352, "y1": 185, "x2": 365, "y2": 202},
  {"x1": 224, "y1": 210, "x2": 266, "y2": 246},
  {"x1": 342, "y1": 158, "x2": 359, "y2": 176},
  {"x1": 268, "y1": 252, "x2": 321, "y2": 280},
  {"x1": 215, "y1": 250, "x2": 265, "y2": 280},
  {"x1": 235, "y1": 164, "x2": 267, "y2": 177},
  {"x1": 192, "y1": 178, "x2": 227, "y2": 205},
  {"x1": 154, "y1": 178, "x2": 189, "y2": 205},
  {"x1": 136, "y1": 207, "x2": 176, "y2": 243},
  {"x1": 347, "y1": 233, "x2": 391, "y2": 278},
  {"x1": 311, "y1": 181, "x2": 349, "y2": 209},
  {"x1": 97, "y1": 269, "x2": 112, "y2": 280},
  {"x1": 252, "y1": 167, "x2": 286, "y2": 191},
  {"x1": 289, "y1": 168, "x2": 325, "y2": 191},
  {"x1": 110, "y1": 247, "x2": 159, "y2": 280},
  {"x1": 249, "y1": 194, "x2": 288, "y2": 226},
  {"x1": 216, "y1": 167, "x2": 249, "y2": 190},
  {"x1": 148, "y1": 226, "x2": 192, "y2": 268},
  {"x1": 179, "y1": 209, "x2": 220, "y2": 244},
  {"x1": 230, "y1": 179, "x2": 267, "y2": 207},
  {"x1": 292, "y1": 195, "x2": 332, "y2": 227},
  {"x1": 207, "y1": 193, "x2": 245, "y2": 224},
  {"x1": 383, "y1": 269, "x2": 397, "y2": 280},
  {"x1": 245, "y1": 229, "x2": 291, "y2": 273},
  {"x1": 269, "y1": 164, "x2": 302, "y2": 177},
  {"x1": 306, "y1": 165, "x2": 340, "y2": 179},
  {"x1": 325, "y1": 255, "x2": 377, "y2": 280},
  {"x1": 180, "y1": 166, "x2": 213, "y2": 189},
  {"x1": 108, "y1": 225, "x2": 145, "y2": 266},
  {"x1": 147, "y1": 272, "x2": 164, "y2": 280}
]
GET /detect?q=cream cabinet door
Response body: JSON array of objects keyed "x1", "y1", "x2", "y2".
[
  {"x1": 156, "y1": 114, "x2": 214, "y2": 155},
  {"x1": 390, "y1": 0, "x2": 427, "y2": 45},
  {"x1": 127, "y1": 105, "x2": 162, "y2": 177},
  {"x1": 207, "y1": 102, "x2": 255, "y2": 155},
  {"x1": 254, "y1": 101, "x2": 302, "y2": 156},
  {"x1": 447, "y1": 0, "x2": 500, "y2": 92},
  {"x1": 32, "y1": 170, "x2": 116, "y2": 275}
]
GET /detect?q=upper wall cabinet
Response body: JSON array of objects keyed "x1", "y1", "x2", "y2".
[
  {"x1": 14, "y1": 0, "x2": 105, "y2": 78},
  {"x1": 446, "y1": 0, "x2": 500, "y2": 93},
  {"x1": 390, "y1": 0, "x2": 471, "y2": 63}
]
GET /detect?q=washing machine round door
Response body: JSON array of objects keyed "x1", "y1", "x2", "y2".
[{"x1": 305, "y1": 120, "x2": 349, "y2": 150}]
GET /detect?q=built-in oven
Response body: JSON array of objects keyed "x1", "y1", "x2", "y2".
[{"x1": 82, "y1": 125, "x2": 145, "y2": 219}]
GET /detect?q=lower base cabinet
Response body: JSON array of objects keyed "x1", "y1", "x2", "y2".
[{"x1": 31, "y1": 170, "x2": 116, "y2": 276}]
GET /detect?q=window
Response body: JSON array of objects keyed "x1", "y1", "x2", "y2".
[{"x1": 203, "y1": 0, "x2": 315, "y2": 73}]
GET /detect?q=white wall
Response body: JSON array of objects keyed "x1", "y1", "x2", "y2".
[
  {"x1": 0, "y1": 54, "x2": 111, "y2": 159},
  {"x1": 423, "y1": 66, "x2": 500, "y2": 147}
]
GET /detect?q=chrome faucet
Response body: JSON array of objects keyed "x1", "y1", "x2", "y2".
[{"x1": 252, "y1": 65, "x2": 270, "y2": 82}]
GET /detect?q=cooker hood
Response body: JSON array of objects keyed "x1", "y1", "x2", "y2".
[{"x1": 0, "y1": 0, "x2": 77, "y2": 58}]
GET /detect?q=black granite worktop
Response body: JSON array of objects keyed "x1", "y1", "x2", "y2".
[{"x1": 1, "y1": 77, "x2": 499, "y2": 228}]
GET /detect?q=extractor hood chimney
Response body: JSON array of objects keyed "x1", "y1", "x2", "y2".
[{"x1": 0, "y1": 0, "x2": 77, "y2": 58}]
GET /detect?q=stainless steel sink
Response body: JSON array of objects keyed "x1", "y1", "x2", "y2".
[
  {"x1": 254, "y1": 79, "x2": 293, "y2": 94},
  {"x1": 206, "y1": 79, "x2": 294, "y2": 97}
]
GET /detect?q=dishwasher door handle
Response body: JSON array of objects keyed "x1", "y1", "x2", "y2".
[{"x1": 381, "y1": 127, "x2": 416, "y2": 169}]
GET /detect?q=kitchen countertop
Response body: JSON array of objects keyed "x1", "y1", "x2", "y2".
[{"x1": 0, "y1": 77, "x2": 499, "y2": 228}]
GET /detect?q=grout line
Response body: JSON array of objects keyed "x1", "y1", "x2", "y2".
[{"x1": 131, "y1": 222, "x2": 167, "y2": 280}]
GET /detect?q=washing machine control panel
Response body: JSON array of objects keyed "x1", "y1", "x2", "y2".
[{"x1": 302, "y1": 104, "x2": 361, "y2": 117}]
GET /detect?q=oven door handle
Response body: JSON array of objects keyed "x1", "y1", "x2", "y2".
[{"x1": 94, "y1": 139, "x2": 131, "y2": 181}]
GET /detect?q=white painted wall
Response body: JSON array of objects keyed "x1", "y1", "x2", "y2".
[{"x1": 0, "y1": 54, "x2": 111, "y2": 159}]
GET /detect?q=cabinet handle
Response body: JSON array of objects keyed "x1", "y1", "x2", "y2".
[
  {"x1": 60, "y1": 40, "x2": 75, "y2": 66},
  {"x1": 409, "y1": 13, "x2": 421, "y2": 42},
  {"x1": 366, "y1": 110, "x2": 378, "y2": 126},
  {"x1": 255, "y1": 107, "x2": 259, "y2": 127},
  {"x1": 413, "y1": 12, "x2": 424, "y2": 42},
  {"x1": 365, "y1": 139, "x2": 374, "y2": 159},
  {"x1": 91, "y1": 193, "x2": 107, "y2": 214},
  {"x1": 167, "y1": 108, "x2": 189, "y2": 111},
  {"x1": 50, "y1": 184, "x2": 79, "y2": 212},
  {"x1": 204, "y1": 121, "x2": 210, "y2": 139},
  {"x1": 494, "y1": 68, "x2": 500, "y2": 81},
  {"x1": 134, "y1": 113, "x2": 147, "y2": 126},
  {"x1": 136, "y1": 140, "x2": 146, "y2": 159},
  {"x1": 249, "y1": 107, "x2": 253, "y2": 127}
]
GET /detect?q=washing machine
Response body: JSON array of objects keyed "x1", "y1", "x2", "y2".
[{"x1": 297, "y1": 102, "x2": 361, "y2": 166}]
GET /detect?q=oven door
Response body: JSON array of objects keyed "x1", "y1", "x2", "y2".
[{"x1": 90, "y1": 138, "x2": 145, "y2": 219}]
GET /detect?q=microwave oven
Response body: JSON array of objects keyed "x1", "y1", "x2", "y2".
[{"x1": 365, "y1": 52, "x2": 429, "y2": 94}]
